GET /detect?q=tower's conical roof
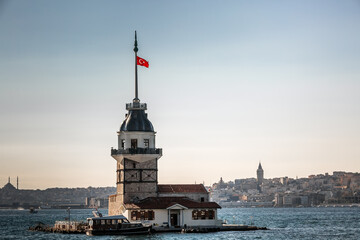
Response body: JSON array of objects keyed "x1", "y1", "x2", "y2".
[{"x1": 120, "y1": 109, "x2": 154, "y2": 132}]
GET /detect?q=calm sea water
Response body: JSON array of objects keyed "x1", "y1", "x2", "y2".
[{"x1": 0, "y1": 207, "x2": 359, "y2": 239}]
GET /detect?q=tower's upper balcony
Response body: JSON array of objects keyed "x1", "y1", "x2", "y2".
[
  {"x1": 126, "y1": 102, "x2": 147, "y2": 110},
  {"x1": 111, "y1": 147, "x2": 162, "y2": 155},
  {"x1": 111, "y1": 147, "x2": 162, "y2": 163}
]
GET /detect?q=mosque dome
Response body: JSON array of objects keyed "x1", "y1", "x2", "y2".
[
  {"x1": 120, "y1": 109, "x2": 154, "y2": 132},
  {"x1": 2, "y1": 182, "x2": 17, "y2": 192}
]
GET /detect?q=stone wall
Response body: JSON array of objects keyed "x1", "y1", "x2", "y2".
[{"x1": 114, "y1": 157, "x2": 158, "y2": 205}]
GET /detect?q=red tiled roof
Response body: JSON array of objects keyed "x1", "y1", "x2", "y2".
[
  {"x1": 124, "y1": 197, "x2": 221, "y2": 210},
  {"x1": 158, "y1": 184, "x2": 208, "y2": 193}
]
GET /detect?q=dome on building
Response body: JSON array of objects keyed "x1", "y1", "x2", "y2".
[
  {"x1": 120, "y1": 110, "x2": 154, "y2": 132},
  {"x1": 2, "y1": 182, "x2": 17, "y2": 192}
]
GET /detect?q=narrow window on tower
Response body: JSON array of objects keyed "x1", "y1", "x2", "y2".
[
  {"x1": 131, "y1": 139, "x2": 137, "y2": 149},
  {"x1": 144, "y1": 139, "x2": 149, "y2": 149},
  {"x1": 121, "y1": 139, "x2": 125, "y2": 149}
]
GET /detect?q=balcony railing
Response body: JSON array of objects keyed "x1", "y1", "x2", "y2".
[
  {"x1": 126, "y1": 102, "x2": 147, "y2": 110},
  {"x1": 111, "y1": 148, "x2": 162, "y2": 155}
]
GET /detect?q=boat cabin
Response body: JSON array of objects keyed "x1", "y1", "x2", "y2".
[{"x1": 86, "y1": 215, "x2": 150, "y2": 236}]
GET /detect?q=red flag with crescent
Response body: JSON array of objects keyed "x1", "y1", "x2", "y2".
[{"x1": 137, "y1": 56, "x2": 149, "y2": 68}]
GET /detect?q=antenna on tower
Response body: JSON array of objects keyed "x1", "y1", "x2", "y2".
[
  {"x1": 17, "y1": 176, "x2": 19, "y2": 190},
  {"x1": 134, "y1": 31, "x2": 139, "y2": 102}
]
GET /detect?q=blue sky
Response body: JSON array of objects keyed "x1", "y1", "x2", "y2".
[{"x1": 1, "y1": 0, "x2": 359, "y2": 189}]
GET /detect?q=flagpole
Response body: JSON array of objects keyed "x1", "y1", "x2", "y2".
[{"x1": 134, "y1": 31, "x2": 139, "y2": 101}]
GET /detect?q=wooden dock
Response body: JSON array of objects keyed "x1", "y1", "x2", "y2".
[{"x1": 153, "y1": 224, "x2": 268, "y2": 233}]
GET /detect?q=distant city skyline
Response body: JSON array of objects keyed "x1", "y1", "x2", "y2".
[{"x1": 1, "y1": 0, "x2": 360, "y2": 189}]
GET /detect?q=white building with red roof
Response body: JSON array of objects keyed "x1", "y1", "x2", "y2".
[{"x1": 108, "y1": 33, "x2": 221, "y2": 227}]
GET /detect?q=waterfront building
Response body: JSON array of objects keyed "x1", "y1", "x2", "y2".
[{"x1": 108, "y1": 32, "x2": 221, "y2": 227}]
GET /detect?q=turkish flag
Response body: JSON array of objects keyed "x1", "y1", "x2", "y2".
[{"x1": 137, "y1": 56, "x2": 149, "y2": 68}]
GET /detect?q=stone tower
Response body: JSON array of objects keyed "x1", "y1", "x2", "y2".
[
  {"x1": 257, "y1": 162, "x2": 264, "y2": 191},
  {"x1": 111, "y1": 100, "x2": 162, "y2": 203},
  {"x1": 108, "y1": 32, "x2": 162, "y2": 215}
]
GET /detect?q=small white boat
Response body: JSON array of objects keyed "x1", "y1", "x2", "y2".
[{"x1": 85, "y1": 215, "x2": 150, "y2": 236}]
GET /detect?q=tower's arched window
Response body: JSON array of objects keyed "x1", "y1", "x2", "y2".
[
  {"x1": 131, "y1": 139, "x2": 137, "y2": 149},
  {"x1": 144, "y1": 139, "x2": 149, "y2": 149}
]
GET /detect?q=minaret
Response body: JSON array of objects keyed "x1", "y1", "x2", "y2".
[
  {"x1": 109, "y1": 32, "x2": 162, "y2": 215},
  {"x1": 257, "y1": 162, "x2": 264, "y2": 191}
]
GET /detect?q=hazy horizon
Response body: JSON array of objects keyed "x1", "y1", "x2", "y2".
[
  {"x1": 1, "y1": 0, "x2": 359, "y2": 189},
  {"x1": 3, "y1": 169, "x2": 358, "y2": 191}
]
